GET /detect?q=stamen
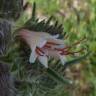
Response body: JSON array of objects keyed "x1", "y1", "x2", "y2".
[
  {"x1": 60, "y1": 51, "x2": 70, "y2": 55},
  {"x1": 54, "y1": 47, "x2": 69, "y2": 51},
  {"x1": 55, "y1": 37, "x2": 86, "y2": 51},
  {"x1": 47, "y1": 42, "x2": 60, "y2": 45},
  {"x1": 73, "y1": 37, "x2": 86, "y2": 46},
  {"x1": 36, "y1": 49, "x2": 43, "y2": 56},
  {"x1": 68, "y1": 48, "x2": 84, "y2": 55},
  {"x1": 37, "y1": 47, "x2": 45, "y2": 54},
  {"x1": 60, "y1": 48, "x2": 84, "y2": 55},
  {"x1": 43, "y1": 45, "x2": 52, "y2": 49},
  {"x1": 36, "y1": 47, "x2": 45, "y2": 56}
]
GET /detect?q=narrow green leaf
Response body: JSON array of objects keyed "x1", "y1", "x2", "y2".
[
  {"x1": 47, "y1": 68, "x2": 72, "y2": 84},
  {"x1": 32, "y1": 2, "x2": 36, "y2": 21},
  {"x1": 46, "y1": 16, "x2": 54, "y2": 25},
  {"x1": 64, "y1": 51, "x2": 90, "y2": 69}
]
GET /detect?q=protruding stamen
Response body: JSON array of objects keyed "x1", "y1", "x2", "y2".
[
  {"x1": 54, "y1": 47, "x2": 69, "y2": 51},
  {"x1": 60, "y1": 48, "x2": 84, "y2": 55},
  {"x1": 43, "y1": 45, "x2": 52, "y2": 49},
  {"x1": 55, "y1": 37, "x2": 86, "y2": 51},
  {"x1": 36, "y1": 47, "x2": 45, "y2": 56},
  {"x1": 73, "y1": 37, "x2": 86, "y2": 46},
  {"x1": 47, "y1": 42, "x2": 60, "y2": 45}
]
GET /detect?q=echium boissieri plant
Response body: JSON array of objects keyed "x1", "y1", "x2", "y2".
[
  {"x1": 12, "y1": 4, "x2": 90, "y2": 96},
  {"x1": 16, "y1": 2, "x2": 89, "y2": 69},
  {"x1": 18, "y1": 29, "x2": 84, "y2": 68},
  {"x1": 19, "y1": 29, "x2": 67, "y2": 68},
  {"x1": 0, "y1": 1, "x2": 89, "y2": 96},
  {"x1": 16, "y1": 1, "x2": 89, "y2": 81}
]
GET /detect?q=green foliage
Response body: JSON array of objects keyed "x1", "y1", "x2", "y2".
[
  {"x1": 0, "y1": 0, "x2": 95, "y2": 96},
  {"x1": 0, "y1": 0, "x2": 23, "y2": 20},
  {"x1": 13, "y1": 2, "x2": 89, "y2": 96}
]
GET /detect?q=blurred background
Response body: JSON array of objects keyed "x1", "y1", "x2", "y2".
[
  {"x1": 0, "y1": 0, "x2": 96, "y2": 96},
  {"x1": 25, "y1": 0, "x2": 96, "y2": 96}
]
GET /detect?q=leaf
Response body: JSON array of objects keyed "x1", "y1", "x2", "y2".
[
  {"x1": 32, "y1": 2, "x2": 36, "y2": 21},
  {"x1": 63, "y1": 51, "x2": 90, "y2": 69},
  {"x1": 47, "y1": 68, "x2": 72, "y2": 84}
]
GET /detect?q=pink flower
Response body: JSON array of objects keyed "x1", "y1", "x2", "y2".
[{"x1": 19, "y1": 29, "x2": 83, "y2": 68}]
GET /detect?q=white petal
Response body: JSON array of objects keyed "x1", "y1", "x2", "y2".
[
  {"x1": 29, "y1": 47, "x2": 37, "y2": 63},
  {"x1": 47, "y1": 38, "x2": 64, "y2": 45},
  {"x1": 43, "y1": 34, "x2": 59, "y2": 39},
  {"x1": 55, "y1": 45, "x2": 65, "y2": 49},
  {"x1": 59, "y1": 55, "x2": 67, "y2": 65},
  {"x1": 51, "y1": 34, "x2": 59, "y2": 39},
  {"x1": 37, "y1": 38, "x2": 47, "y2": 48},
  {"x1": 45, "y1": 34, "x2": 59, "y2": 40},
  {"x1": 38, "y1": 56, "x2": 48, "y2": 68}
]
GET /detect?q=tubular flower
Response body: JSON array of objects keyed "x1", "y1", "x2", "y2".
[{"x1": 19, "y1": 29, "x2": 82, "y2": 68}]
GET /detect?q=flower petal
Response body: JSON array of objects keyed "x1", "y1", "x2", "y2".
[
  {"x1": 29, "y1": 47, "x2": 37, "y2": 63},
  {"x1": 51, "y1": 34, "x2": 59, "y2": 39},
  {"x1": 38, "y1": 56, "x2": 48, "y2": 68},
  {"x1": 54, "y1": 45, "x2": 65, "y2": 49},
  {"x1": 37, "y1": 38, "x2": 47, "y2": 48},
  {"x1": 47, "y1": 49, "x2": 59, "y2": 58},
  {"x1": 59, "y1": 55, "x2": 67, "y2": 65}
]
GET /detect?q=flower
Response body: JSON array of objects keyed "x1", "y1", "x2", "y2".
[{"x1": 19, "y1": 29, "x2": 83, "y2": 68}]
